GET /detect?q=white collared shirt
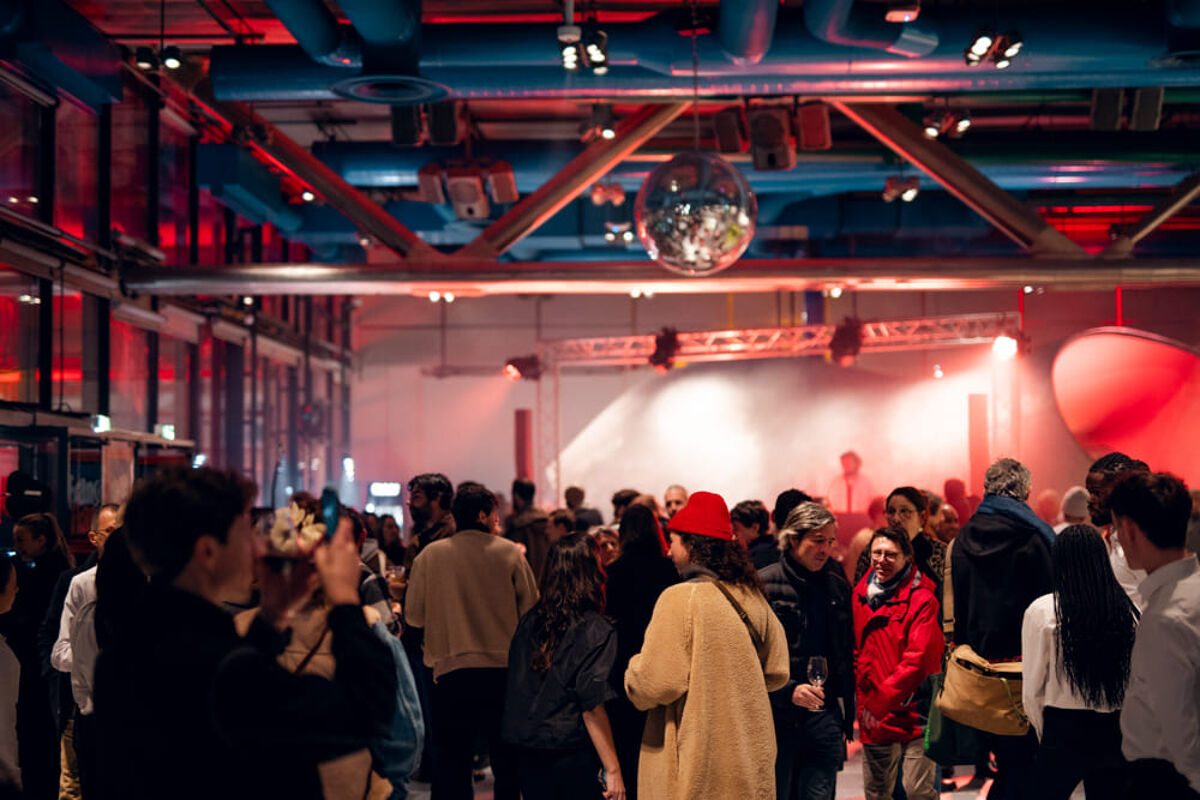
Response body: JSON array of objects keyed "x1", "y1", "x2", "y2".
[
  {"x1": 1109, "y1": 538, "x2": 1146, "y2": 611},
  {"x1": 1021, "y1": 593, "x2": 1121, "y2": 737},
  {"x1": 51, "y1": 566, "x2": 97, "y2": 673},
  {"x1": 1120, "y1": 556, "x2": 1200, "y2": 791}
]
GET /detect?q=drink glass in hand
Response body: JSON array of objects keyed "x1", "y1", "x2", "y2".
[{"x1": 807, "y1": 656, "x2": 828, "y2": 688}]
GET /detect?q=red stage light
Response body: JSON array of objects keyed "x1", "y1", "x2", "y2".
[
  {"x1": 993, "y1": 335, "x2": 1019, "y2": 359},
  {"x1": 503, "y1": 363, "x2": 521, "y2": 381}
]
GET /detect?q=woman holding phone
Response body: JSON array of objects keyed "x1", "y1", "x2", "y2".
[{"x1": 502, "y1": 533, "x2": 625, "y2": 800}]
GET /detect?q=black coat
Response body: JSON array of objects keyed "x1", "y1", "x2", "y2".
[
  {"x1": 759, "y1": 555, "x2": 856, "y2": 738},
  {"x1": 95, "y1": 584, "x2": 398, "y2": 800},
  {"x1": 951, "y1": 506, "x2": 1052, "y2": 661}
]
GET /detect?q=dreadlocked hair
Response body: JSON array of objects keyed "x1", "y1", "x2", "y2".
[
  {"x1": 529, "y1": 533, "x2": 607, "y2": 673},
  {"x1": 677, "y1": 533, "x2": 763, "y2": 591},
  {"x1": 1052, "y1": 525, "x2": 1139, "y2": 708}
]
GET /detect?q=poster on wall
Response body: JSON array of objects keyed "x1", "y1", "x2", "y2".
[{"x1": 102, "y1": 441, "x2": 136, "y2": 506}]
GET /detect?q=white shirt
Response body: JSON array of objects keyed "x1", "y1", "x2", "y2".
[
  {"x1": 51, "y1": 566, "x2": 97, "y2": 673},
  {"x1": 1120, "y1": 556, "x2": 1200, "y2": 791},
  {"x1": 826, "y1": 473, "x2": 876, "y2": 514},
  {"x1": 1021, "y1": 593, "x2": 1119, "y2": 737},
  {"x1": 69, "y1": 598, "x2": 99, "y2": 715},
  {"x1": 1109, "y1": 539, "x2": 1146, "y2": 612}
]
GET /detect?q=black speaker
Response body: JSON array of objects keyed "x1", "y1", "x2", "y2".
[
  {"x1": 426, "y1": 100, "x2": 462, "y2": 146},
  {"x1": 1130, "y1": 87, "x2": 1163, "y2": 132},
  {"x1": 749, "y1": 108, "x2": 796, "y2": 171},
  {"x1": 713, "y1": 108, "x2": 745, "y2": 153},
  {"x1": 1090, "y1": 88, "x2": 1124, "y2": 131},
  {"x1": 390, "y1": 105, "x2": 422, "y2": 146}
]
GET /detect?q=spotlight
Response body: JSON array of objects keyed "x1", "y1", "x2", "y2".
[
  {"x1": 561, "y1": 43, "x2": 580, "y2": 71},
  {"x1": 604, "y1": 231, "x2": 617, "y2": 243},
  {"x1": 428, "y1": 291, "x2": 441, "y2": 302},
  {"x1": 443, "y1": 292, "x2": 455, "y2": 303},
  {"x1": 357, "y1": 233, "x2": 375, "y2": 249},
  {"x1": 923, "y1": 120, "x2": 942, "y2": 139},
  {"x1": 604, "y1": 220, "x2": 632, "y2": 245},
  {"x1": 622, "y1": 230, "x2": 634, "y2": 243},
  {"x1": 135, "y1": 46, "x2": 158, "y2": 70},
  {"x1": 161, "y1": 46, "x2": 183, "y2": 70},
  {"x1": 828, "y1": 317, "x2": 864, "y2": 367},
  {"x1": 241, "y1": 295, "x2": 255, "y2": 307},
  {"x1": 583, "y1": 29, "x2": 609, "y2": 74},
  {"x1": 994, "y1": 54, "x2": 1012, "y2": 70},
  {"x1": 1001, "y1": 32, "x2": 1023, "y2": 58},
  {"x1": 504, "y1": 354, "x2": 542, "y2": 381},
  {"x1": 630, "y1": 289, "x2": 642, "y2": 299},
  {"x1": 900, "y1": 178, "x2": 920, "y2": 202},
  {"x1": 882, "y1": 176, "x2": 919, "y2": 203},
  {"x1": 301, "y1": 190, "x2": 316, "y2": 202},
  {"x1": 933, "y1": 364, "x2": 944, "y2": 379},
  {"x1": 648, "y1": 327, "x2": 679, "y2": 373},
  {"x1": 993, "y1": 335, "x2": 1019, "y2": 359},
  {"x1": 589, "y1": 103, "x2": 616, "y2": 141},
  {"x1": 828, "y1": 286, "x2": 843, "y2": 299},
  {"x1": 1022, "y1": 285, "x2": 1034, "y2": 294},
  {"x1": 558, "y1": 23, "x2": 582, "y2": 72},
  {"x1": 953, "y1": 111, "x2": 972, "y2": 135},
  {"x1": 26, "y1": 196, "x2": 38, "y2": 204},
  {"x1": 16, "y1": 293, "x2": 39, "y2": 305},
  {"x1": 968, "y1": 31, "x2": 994, "y2": 58}
]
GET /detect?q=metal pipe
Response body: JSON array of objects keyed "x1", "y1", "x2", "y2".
[
  {"x1": 831, "y1": 101, "x2": 1085, "y2": 256},
  {"x1": 718, "y1": 0, "x2": 779, "y2": 65},
  {"x1": 261, "y1": 0, "x2": 361, "y2": 66},
  {"x1": 803, "y1": 0, "x2": 937, "y2": 57},
  {"x1": 190, "y1": 79, "x2": 441, "y2": 261},
  {"x1": 122, "y1": 256, "x2": 1200, "y2": 296},
  {"x1": 458, "y1": 102, "x2": 689, "y2": 259},
  {"x1": 1103, "y1": 171, "x2": 1200, "y2": 257}
]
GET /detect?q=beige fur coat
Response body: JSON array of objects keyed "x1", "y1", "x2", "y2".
[{"x1": 625, "y1": 577, "x2": 790, "y2": 800}]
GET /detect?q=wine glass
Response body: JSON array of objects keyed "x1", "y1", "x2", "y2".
[{"x1": 807, "y1": 656, "x2": 828, "y2": 688}]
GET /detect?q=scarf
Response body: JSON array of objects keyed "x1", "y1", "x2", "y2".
[
  {"x1": 866, "y1": 563, "x2": 912, "y2": 610},
  {"x1": 976, "y1": 494, "x2": 1056, "y2": 547}
]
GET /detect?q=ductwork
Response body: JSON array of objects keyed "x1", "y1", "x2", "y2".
[
  {"x1": 208, "y1": 9, "x2": 1200, "y2": 101},
  {"x1": 803, "y1": 0, "x2": 937, "y2": 57},
  {"x1": 717, "y1": 0, "x2": 779, "y2": 65},
  {"x1": 261, "y1": 0, "x2": 361, "y2": 67}
]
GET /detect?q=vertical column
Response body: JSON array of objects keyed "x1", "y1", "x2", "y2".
[
  {"x1": 210, "y1": 338, "x2": 225, "y2": 467},
  {"x1": 224, "y1": 342, "x2": 244, "y2": 472},
  {"x1": 186, "y1": 342, "x2": 200, "y2": 445},
  {"x1": 287, "y1": 365, "x2": 300, "y2": 494}
]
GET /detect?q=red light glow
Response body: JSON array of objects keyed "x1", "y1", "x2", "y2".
[
  {"x1": 993, "y1": 335, "x2": 1018, "y2": 359},
  {"x1": 503, "y1": 363, "x2": 521, "y2": 381}
]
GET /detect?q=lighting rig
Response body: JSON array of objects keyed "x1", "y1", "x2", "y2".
[{"x1": 964, "y1": 30, "x2": 1023, "y2": 69}]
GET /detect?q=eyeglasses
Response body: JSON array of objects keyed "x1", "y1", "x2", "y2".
[
  {"x1": 886, "y1": 507, "x2": 916, "y2": 518},
  {"x1": 870, "y1": 550, "x2": 901, "y2": 561}
]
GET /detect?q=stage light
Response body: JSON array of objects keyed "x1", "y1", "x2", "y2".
[
  {"x1": 1023, "y1": 285, "x2": 1034, "y2": 294},
  {"x1": 630, "y1": 290, "x2": 642, "y2": 299},
  {"x1": 443, "y1": 292, "x2": 455, "y2": 303},
  {"x1": 589, "y1": 103, "x2": 616, "y2": 141},
  {"x1": 193, "y1": 453, "x2": 208, "y2": 469},
  {"x1": 968, "y1": 32, "x2": 994, "y2": 57},
  {"x1": 16, "y1": 293, "x2": 39, "y2": 305},
  {"x1": 561, "y1": 44, "x2": 580, "y2": 71},
  {"x1": 301, "y1": 190, "x2": 316, "y2": 202},
  {"x1": 883, "y1": 176, "x2": 919, "y2": 203},
  {"x1": 241, "y1": 295, "x2": 255, "y2": 307},
  {"x1": 162, "y1": 46, "x2": 182, "y2": 70},
  {"x1": 994, "y1": 54, "x2": 1012, "y2": 69},
  {"x1": 933, "y1": 364, "x2": 944, "y2": 379},
  {"x1": 428, "y1": 291, "x2": 441, "y2": 302},
  {"x1": 1002, "y1": 33, "x2": 1023, "y2": 58},
  {"x1": 584, "y1": 29, "x2": 608, "y2": 73},
  {"x1": 900, "y1": 178, "x2": 920, "y2": 202},
  {"x1": 504, "y1": 354, "x2": 543, "y2": 381},
  {"x1": 605, "y1": 231, "x2": 617, "y2": 243},
  {"x1": 358, "y1": 233, "x2": 375, "y2": 249},
  {"x1": 135, "y1": 46, "x2": 158, "y2": 70},
  {"x1": 923, "y1": 120, "x2": 941, "y2": 139},
  {"x1": 649, "y1": 327, "x2": 679, "y2": 373},
  {"x1": 993, "y1": 334, "x2": 1019, "y2": 359},
  {"x1": 622, "y1": 230, "x2": 634, "y2": 243},
  {"x1": 26, "y1": 196, "x2": 38, "y2": 204},
  {"x1": 828, "y1": 317, "x2": 864, "y2": 366},
  {"x1": 91, "y1": 414, "x2": 112, "y2": 434},
  {"x1": 829, "y1": 286, "x2": 843, "y2": 299}
]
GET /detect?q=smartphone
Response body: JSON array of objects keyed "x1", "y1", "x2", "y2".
[{"x1": 320, "y1": 487, "x2": 340, "y2": 541}]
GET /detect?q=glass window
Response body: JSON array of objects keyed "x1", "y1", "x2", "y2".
[
  {"x1": 110, "y1": 318, "x2": 149, "y2": 431},
  {"x1": 0, "y1": 266, "x2": 41, "y2": 403},
  {"x1": 0, "y1": 84, "x2": 40, "y2": 219},
  {"x1": 160, "y1": 118, "x2": 190, "y2": 265},
  {"x1": 197, "y1": 188, "x2": 225, "y2": 266},
  {"x1": 55, "y1": 99, "x2": 100, "y2": 242},
  {"x1": 55, "y1": 290, "x2": 85, "y2": 413},
  {"x1": 197, "y1": 337, "x2": 217, "y2": 458},
  {"x1": 111, "y1": 85, "x2": 149, "y2": 241},
  {"x1": 157, "y1": 333, "x2": 191, "y2": 440}
]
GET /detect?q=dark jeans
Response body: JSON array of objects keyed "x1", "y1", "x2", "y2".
[
  {"x1": 515, "y1": 745, "x2": 603, "y2": 800},
  {"x1": 1030, "y1": 707, "x2": 1125, "y2": 800},
  {"x1": 1125, "y1": 759, "x2": 1200, "y2": 800},
  {"x1": 774, "y1": 709, "x2": 844, "y2": 800},
  {"x1": 430, "y1": 667, "x2": 518, "y2": 800},
  {"x1": 402, "y1": 630, "x2": 437, "y2": 779},
  {"x1": 981, "y1": 728, "x2": 1038, "y2": 800}
]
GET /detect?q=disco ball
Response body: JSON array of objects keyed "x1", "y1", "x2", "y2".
[{"x1": 634, "y1": 150, "x2": 757, "y2": 276}]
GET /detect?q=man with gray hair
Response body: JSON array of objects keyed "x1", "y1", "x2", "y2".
[
  {"x1": 951, "y1": 457, "x2": 1054, "y2": 800},
  {"x1": 760, "y1": 502, "x2": 855, "y2": 800}
]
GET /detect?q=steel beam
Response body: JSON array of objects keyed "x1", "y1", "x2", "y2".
[
  {"x1": 831, "y1": 101, "x2": 1086, "y2": 257},
  {"x1": 456, "y1": 102, "x2": 689, "y2": 259},
  {"x1": 190, "y1": 79, "x2": 440, "y2": 261},
  {"x1": 1102, "y1": 171, "x2": 1200, "y2": 258},
  {"x1": 122, "y1": 256, "x2": 1200, "y2": 295}
]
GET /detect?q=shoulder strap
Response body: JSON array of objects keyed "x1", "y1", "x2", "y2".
[
  {"x1": 942, "y1": 539, "x2": 955, "y2": 642},
  {"x1": 698, "y1": 576, "x2": 765, "y2": 655}
]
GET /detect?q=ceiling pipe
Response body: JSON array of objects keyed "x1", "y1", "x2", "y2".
[
  {"x1": 208, "y1": 9, "x2": 1200, "y2": 101},
  {"x1": 832, "y1": 101, "x2": 1085, "y2": 256},
  {"x1": 803, "y1": 0, "x2": 937, "y2": 57},
  {"x1": 718, "y1": 0, "x2": 779, "y2": 65},
  {"x1": 1102, "y1": 171, "x2": 1200, "y2": 258},
  {"x1": 261, "y1": 0, "x2": 361, "y2": 67},
  {"x1": 123, "y1": 256, "x2": 1200, "y2": 296},
  {"x1": 458, "y1": 103, "x2": 689, "y2": 259},
  {"x1": 337, "y1": 0, "x2": 420, "y2": 73},
  {"x1": 191, "y1": 79, "x2": 441, "y2": 261}
]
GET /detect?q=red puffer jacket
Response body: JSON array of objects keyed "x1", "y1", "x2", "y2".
[{"x1": 851, "y1": 566, "x2": 944, "y2": 744}]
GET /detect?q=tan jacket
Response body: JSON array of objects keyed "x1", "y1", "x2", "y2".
[
  {"x1": 406, "y1": 529, "x2": 539, "y2": 680},
  {"x1": 625, "y1": 578, "x2": 789, "y2": 800}
]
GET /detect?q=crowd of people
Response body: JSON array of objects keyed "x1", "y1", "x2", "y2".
[{"x1": 0, "y1": 450, "x2": 1197, "y2": 800}]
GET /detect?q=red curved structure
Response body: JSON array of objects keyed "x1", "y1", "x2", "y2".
[{"x1": 1052, "y1": 327, "x2": 1200, "y2": 485}]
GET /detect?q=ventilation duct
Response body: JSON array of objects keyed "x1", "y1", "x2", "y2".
[{"x1": 803, "y1": 0, "x2": 938, "y2": 56}]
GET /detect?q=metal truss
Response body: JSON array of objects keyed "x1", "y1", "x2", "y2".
[{"x1": 543, "y1": 312, "x2": 1020, "y2": 367}]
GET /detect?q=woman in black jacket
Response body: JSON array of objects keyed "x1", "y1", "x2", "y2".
[
  {"x1": 760, "y1": 502, "x2": 855, "y2": 800},
  {"x1": 603, "y1": 504, "x2": 677, "y2": 799}
]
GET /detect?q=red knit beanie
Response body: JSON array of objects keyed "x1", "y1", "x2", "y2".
[{"x1": 667, "y1": 491, "x2": 733, "y2": 541}]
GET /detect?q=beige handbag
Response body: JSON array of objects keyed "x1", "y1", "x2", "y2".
[{"x1": 934, "y1": 541, "x2": 1030, "y2": 737}]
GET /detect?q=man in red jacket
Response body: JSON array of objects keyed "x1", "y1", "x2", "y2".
[{"x1": 852, "y1": 525, "x2": 943, "y2": 800}]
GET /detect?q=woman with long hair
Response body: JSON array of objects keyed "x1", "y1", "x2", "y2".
[
  {"x1": 604, "y1": 504, "x2": 678, "y2": 799},
  {"x1": 1021, "y1": 524, "x2": 1138, "y2": 799},
  {"x1": 502, "y1": 533, "x2": 625, "y2": 800},
  {"x1": 625, "y1": 492, "x2": 789, "y2": 800},
  {"x1": 854, "y1": 487, "x2": 946, "y2": 600}
]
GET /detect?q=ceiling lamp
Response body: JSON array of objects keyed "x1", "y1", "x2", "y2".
[
  {"x1": 828, "y1": 318, "x2": 864, "y2": 366},
  {"x1": 924, "y1": 108, "x2": 972, "y2": 139},
  {"x1": 161, "y1": 45, "x2": 183, "y2": 70},
  {"x1": 883, "y1": 176, "x2": 919, "y2": 203},
  {"x1": 584, "y1": 29, "x2": 609, "y2": 75},
  {"x1": 648, "y1": 328, "x2": 680, "y2": 373},
  {"x1": 587, "y1": 103, "x2": 616, "y2": 141},
  {"x1": 135, "y1": 46, "x2": 158, "y2": 70},
  {"x1": 993, "y1": 334, "x2": 1019, "y2": 359},
  {"x1": 557, "y1": 10, "x2": 581, "y2": 72},
  {"x1": 504, "y1": 355, "x2": 543, "y2": 381},
  {"x1": 964, "y1": 30, "x2": 994, "y2": 66},
  {"x1": 964, "y1": 30, "x2": 1023, "y2": 69}
]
